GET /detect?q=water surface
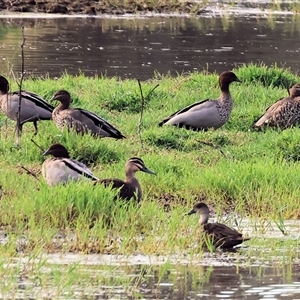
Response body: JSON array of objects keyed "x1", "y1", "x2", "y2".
[{"x1": 0, "y1": 13, "x2": 299, "y2": 79}]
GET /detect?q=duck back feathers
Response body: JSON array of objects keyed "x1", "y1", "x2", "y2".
[{"x1": 254, "y1": 83, "x2": 300, "y2": 130}]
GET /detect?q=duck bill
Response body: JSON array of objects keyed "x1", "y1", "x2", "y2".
[
  {"x1": 187, "y1": 209, "x2": 196, "y2": 215},
  {"x1": 141, "y1": 166, "x2": 156, "y2": 175},
  {"x1": 42, "y1": 149, "x2": 51, "y2": 156}
]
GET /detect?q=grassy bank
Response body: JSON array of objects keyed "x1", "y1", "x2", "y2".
[{"x1": 0, "y1": 64, "x2": 299, "y2": 259}]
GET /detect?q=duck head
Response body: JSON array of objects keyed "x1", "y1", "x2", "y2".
[
  {"x1": 43, "y1": 143, "x2": 70, "y2": 158},
  {"x1": 187, "y1": 202, "x2": 210, "y2": 225},
  {"x1": 219, "y1": 71, "x2": 241, "y2": 92},
  {"x1": 0, "y1": 76, "x2": 9, "y2": 95},
  {"x1": 51, "y1": 90, "x2": 72, "y2": 107},
  {"x1": 289, "y1": 83, "x2": 300, "y2": 97},
  {"x1": 126, "y1": 157, "x2": 156, "y2": 175}
]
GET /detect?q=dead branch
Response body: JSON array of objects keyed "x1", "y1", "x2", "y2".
[
  {"x1": 30, "y1": 139, "x2": 44, "y2": 153},
  {"x1": 18, "y1": 165, "x2": 39, "y2": 181},
  {"x1": 196, "y1": 139, "x2": 226, "y2": 157},
  {"x1": 137, "y1": 80, "x2": 159, "y2": 148},
  {"x1": 137, "y1": 79, "x2": 145, "y2": 149},
  {"x1": 16, "y1": 26, "x2": 26, "y2": 146}
]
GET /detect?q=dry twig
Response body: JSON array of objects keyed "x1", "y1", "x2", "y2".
[
  {"x1": 30, "y1": 139, "x2": 44, "y2": 153},
  {"x1": 16, "y1": 26, "x2": 26, "y2": 146},
  {"x1": 137, "y1": 79, "x2": 159, "y2": 148},
  {"x1": 196, "y1": 139, "x2": 226, "y2": 157},
  {"x1": 18, "y1": 165, "x2": 39, "y2": 181}
]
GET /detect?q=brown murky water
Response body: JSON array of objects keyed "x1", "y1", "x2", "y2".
[{"x1": 0, "y1": 12, "x2": 299, "y2": 80}]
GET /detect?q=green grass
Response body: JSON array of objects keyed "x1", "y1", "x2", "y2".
[{"x1": 0, "y1": 63, "x2": 300, "y2": 263}]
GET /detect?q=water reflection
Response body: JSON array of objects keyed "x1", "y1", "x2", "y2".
[
  {"x1": 0, "y1": 14, "x2": 300, "y2": 80},
  {"x1": 4, "y1": 258, "x2": 300, "y2": 299}
]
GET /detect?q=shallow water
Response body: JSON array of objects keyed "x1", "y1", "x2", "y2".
[
  {"x1": 0, "y1": 9, "x2": 300, "y2": 79},
  {"x1": 2, "y1": 253, "x2": 300, "y2": 299}
]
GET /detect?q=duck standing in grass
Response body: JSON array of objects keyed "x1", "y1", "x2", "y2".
[
  {"x1": 94, "y1": 157, "x2": 155, "y2": 202},
  {"x1": 253, "y1": 83, "x2": 300, "y2": 130},
  {"x1": 159, "y1": 71, "x2": 241, "y2": 131},
  {"x1": 187, "y1": 202, "x2": 250, "y2": 249},
  {"x1": 51, "y1": 90, "x2": 125, "y2": 139},
  {"x1": 0, "y1": 75, "x2": 54, "y2": 135},
  {"x1": 42, "y1": 143, "x2": 99, "y2": 186}
]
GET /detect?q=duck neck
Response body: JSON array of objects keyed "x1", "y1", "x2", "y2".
[
  {"x1": 198, "y1": 213, "x2": 209, "y2": 226},
  {"x1": 54, "y1": 99, "x2": 70, "y2": 111},
  {"x1": 125, "y1": 171, "x2": 142, "y2": 200}
]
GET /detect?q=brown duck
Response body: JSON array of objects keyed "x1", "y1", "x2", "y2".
[
  {"x1": 187, "y1": 202, "x2": 250, "y2": 249},
  {"x1": 94, "y1": 157, "x2": 155, "y2": 202},
  {"x1": 159, "y1": 71, "x2": 241, "y2": 131},
  {"x1": 0, "y1": 75, "x2": 54, "y2": 135},
  {"x1": 51, "y1": 90, "x2": 125, "y2": 139},
  {"x1": 254, "y1": 83, "x2": 300, "y2": 130}
]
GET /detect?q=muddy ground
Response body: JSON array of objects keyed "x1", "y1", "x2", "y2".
[{"x1": 0, "y1": 0, "x2": 206, "y2": 15}]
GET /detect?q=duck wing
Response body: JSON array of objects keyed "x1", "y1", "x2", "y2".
[
  {"x1": 204, "y1": 223, "x2": 248, "y2": 249},
  {"x1": 74, "y1": 108, "x2": 125, "y2": 139},
  {"x1": 159, "y1": 98, "x2": 211, "y2": 126},
  {"x1": 12, "y1": 91, "x2": 54, "y2": 112},
  {"x1": 94, "y1": 179, "x2": 136, "y2": 201},
  {"x1": 61, "y1": 158, "x2": 99, "y2": 181}
]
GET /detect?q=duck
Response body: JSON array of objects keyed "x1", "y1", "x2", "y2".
[
  {"x1": 253, "y1": 83, "x2": 300, "y2": 130},
  {"x1": 42, "y1": 143, "x2": 99, "y2": 186},
  {"x1": 159, "y1": 71, "x2": 241, "y2": 131},
  {"x1": 0, "y1": 75, "x2": 54, "y2": 135},
  {"x1": 51, "y1": 90, "x2": 125, "y2": 139},
  {"x1": 93, "y1": 157, "x2": 155, "y2": 202},
  {"x1": 187, "y1": 202, "x2": 250, "y2": 249}
]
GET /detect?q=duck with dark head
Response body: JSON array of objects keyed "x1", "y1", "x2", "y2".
[
  {"x1": 0, "y1": 75, "x2": 54, "y2": 135},
  {"x1": 159, "y1": 71, "x2": 241, "y2": 131}
]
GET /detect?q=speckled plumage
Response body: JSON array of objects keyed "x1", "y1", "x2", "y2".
[
  {"x1": 187, "y1": 202, "x2": 250, "y2": 249},
  {"x1": 254, "y1": 83, "x2": 300, "y2": 130},
  {"x1": 159, "y1": 71, "x2": 241, "y2": 131},
  {"x1": 94, "y1": 157, "x2": 155, "y2": 202},
  {"x1": 51, "y1": 90, "x2": 125, "y2": 139},
  {"x1": 0, "y1": 76, "x2": 54, "y2": 134}
]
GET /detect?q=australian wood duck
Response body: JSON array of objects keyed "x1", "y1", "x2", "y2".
[
  {"x1": 51, "y1": 90, "x2": 125, "y2": 139},
  {"x1": 94, "y1": 157, "x2": 155, "y2": 202},
  {"x1": 0, "y1": 75, "x2": 54, "y2": 135},
  {"x1": 42, "y1": 143, "x2": 99, "y2": 186},
  {"x1": 159, "y1": 71, "x2": 241, "y2": 131},
  {"x1": 187, "y1": 202, "x2": 250, "y2": 249},
  {"x1": 254, "y1": 83, "x2": 300, "y2": 130}
]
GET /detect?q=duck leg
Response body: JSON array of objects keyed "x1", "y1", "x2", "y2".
[{"x1": 33, "y1": 120, "x2": 38, "y2": 135}]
